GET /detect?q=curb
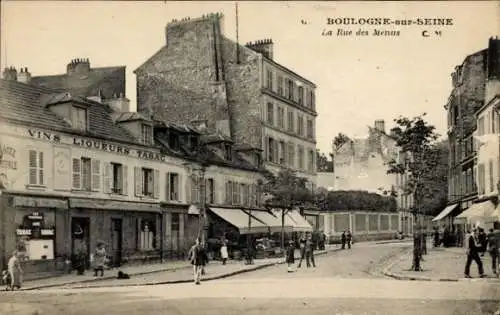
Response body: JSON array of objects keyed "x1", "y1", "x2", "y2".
[
  {"x1": 23, "y1": 248, "x2": 340, "y2": 290},
  {"x1": 380, "y1": 250, "x2": 500, "y2": 282}
]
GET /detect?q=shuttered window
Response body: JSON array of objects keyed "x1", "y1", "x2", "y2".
[
  {"x1": 134, "y1": 167, "x2": 158, "y2": 198},
  {"x1": 72, "y1": 157, "x2": 101, "y2": 192},
  {"x1": 28, "y1": 150, "x2": 44, "y2": 186}
]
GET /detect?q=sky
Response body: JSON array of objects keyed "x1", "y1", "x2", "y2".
[{"x1": 1, "y1": 1, "x2": 499, "y2": 154}]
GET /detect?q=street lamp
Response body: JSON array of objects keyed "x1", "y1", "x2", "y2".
[{"x1": 183, "y1": 162, "x2": 208, "y2": 245}]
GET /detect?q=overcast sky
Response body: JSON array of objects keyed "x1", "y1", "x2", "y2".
[{"x1": 2, "y1": 1, "x2": 499, "y2": 154}]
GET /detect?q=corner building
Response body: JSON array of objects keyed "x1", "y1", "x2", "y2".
[{"x1": 135, "y1": 13, "x2": 318, "y2": 189}]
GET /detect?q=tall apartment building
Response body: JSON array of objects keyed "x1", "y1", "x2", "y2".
[
  {"x1": 446, "y1": 37, "x2": 500, "y2": 216},
  {"x1": 134, "y1": 13, "x2": 317, "y2": 189}
]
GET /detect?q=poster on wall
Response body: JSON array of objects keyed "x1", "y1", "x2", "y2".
[{"x1": 15, "y1": 211, "x2": 55, "y2": 260}]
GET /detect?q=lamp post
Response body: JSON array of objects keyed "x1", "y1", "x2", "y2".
[{"x1": 184, "y1": 162, "x2": 207, "y2": 245}]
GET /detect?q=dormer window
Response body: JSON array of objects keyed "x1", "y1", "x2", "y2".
[
  {"x1": 224, "y1": 144, "x2": 232, "y2": 160},
  {"x1": 71, "y1": 106, "x2": 87, "y2": 132},
  {"x1": 169, "y1": 132, "x2": 180, "y2": 150},
  {"x1": 141, "y1": 123, "x2": 153, "y2": 145}
]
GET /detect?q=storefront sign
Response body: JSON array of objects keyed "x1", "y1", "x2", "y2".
[
  {"x1": 72, "y1": 137, "x2": 131, "y2": 155},
  {"x1": 16, "y1": 211, "x2": 55, "y2": 238},
  {"x1": 0, "y1": 141, "x2": 18, "y2": 170}
]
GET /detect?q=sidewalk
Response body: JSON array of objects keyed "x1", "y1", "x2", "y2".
[
  {"x1": 383, "y1": 246, "x2": 500, "y2": 282},
  {"x1": 22, "y1": 245, "x2": 340, "y2": 290}
]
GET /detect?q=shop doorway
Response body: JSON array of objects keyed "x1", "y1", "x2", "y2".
[
  {"x1": 111, "y1": 218, "x2": 123, "y2": 267},
  {"x1": 71, "y1": 217, "x2": 90, "y2": 269}
]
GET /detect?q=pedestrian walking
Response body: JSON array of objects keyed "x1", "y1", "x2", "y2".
[
  {"x1": 487, "y1": 228, "x2": 498, "y2": 275},
  {"x1": 220, "y1": 240, "x2": 229, "y2": 265},
  {"x1": 464, "y1": 229, "x2": 485, "y2": 278},
  {"x1": 346, "y1": 230, "x2": 352, "y2": 249},
  {"x1": 7, "y1": 250, "x2": 22, "y2": 290},
  {"x1": 305, "y1": 233, "x2": 316, "y2": 268},
  {"x1": 297, "y1": 233, "x2": 307, "y2": 268},
  {"x1": 478, "y1": 227, "x2": 487, "y2": 256},
  {"x1": 286, "y1": 240, "x2": 295, "y2": 272},
  {"x1": 92, "y1": 241, "x2": 107, "y2": 277},
  {"x1": 341, "y1": 231, "x2": 346, "y2": 249},
  {"x1": 189, "y1": 238, "x2": 208, "y2": 285},
  {"x1": 433, "y1": 229, "x2": 440, "y2": 248}
]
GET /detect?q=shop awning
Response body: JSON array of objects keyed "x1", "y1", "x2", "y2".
[
  {"x1": 69, "y1": 198, "x2": 161, "y2": 212},
  {"x1": 209, "y1": 207, "x2": 268, "y2": 234},
  {"x1": 455, "y1": 200, "x2": 497, "y2": 226},
  {"x1": 287, "y1": 209, "x2": 314, "y2": 232},
  {"x1": 432, "y1": 204, "x2": 459, "y2": 222},
  {"x1": 246, "y1": 210, "x2": 293, "y2": 233}
]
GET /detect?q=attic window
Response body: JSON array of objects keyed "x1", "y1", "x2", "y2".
[
  {"x1": 141, "y1": 124, "x2": 153, "y2": 145},
  {"x1": 169, "y1": 132, "x2": 179, "y2": 150},
  {"x1": 71, "y1": 106, "x2": 87, "y2": 132},
  {"x1": 224, "y1": 144, "x2": 232, "y2": 160}
]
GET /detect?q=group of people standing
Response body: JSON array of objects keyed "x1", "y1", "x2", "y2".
[
  {"x1": 286, "y1": 232, "x2": 318, "y2": 272},
  {"x1": 464, "y1": 227, "x2": 499, "y2": 278},
  {"x1": 341, "y1": 230, "x2": 353, "y2": 250}
]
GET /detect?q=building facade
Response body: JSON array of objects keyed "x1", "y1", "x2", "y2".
[
  {"x1": 444, "y1": 37, "x2": 500, "y2": 227},
  {"x1": 134, "y1": 13, "x2": 317, "y2": 190},
  {"x1": 0, "y1": 69, "x2": 269, "y2": 279}
]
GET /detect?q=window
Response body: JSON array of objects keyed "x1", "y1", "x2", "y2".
[
  {"x1": 141, "y1": 124, "x2": 153, "y2": 145},
  {"x1": 166, "y1": 172, "x2": 180, "y2": 201},
  {"x1": 71, "y1": 106, "x2": 87, "y2": 131},
  {"x1": 308, "y1": 150, "x2": 315, "y2": 172},
  {"x1": 169, "y1": 132, "x2": 179, "y2": 150},
  {"x1": 287, "y1": 110, "x2": 294, "y2": 132},
  {"x1": 478, "y1": 163, "x2": 485, "y2": 194},
  {"x1": 250, "y1": 185, "x2": 258, "y2": 207},
  {"x1": 287, "y1": 79, "x2": 294, "y2": 100},
  {"x1": 277, "y1": 107, "x2": 285, "y2": 129},
  {"x1": 277, "y1": 76, "x2": 284, "y2": 96},
  {"x1": 112, "y1": 163, "x2": 123, "y2": 194},
  {"x1": 241, "y1": 184, "x2": 249, "y2": 206},
  {"x1": 138, "y1": 219, "x2": 156, "y2": 251},
  {"x1": 489, "y1": 159, "x2": 494, "y2": 192},
  {"x1": 224, "y1": 144, "x2": 232, "y2": 160},
  {"x1": 266, "y1": 70, "x2": 273, "y2": 89},
  {"x1": 288, "y1": 143, "x2": 295, "y2": 167},
  {"x1": 134, "y1": 167, "x2": 159, "y2": 198},
  {"x1": 298, "y1": 146, "x2": 304, "y2": 169},
  {"x1": 190, "y1": 175, "x2": 200, "y2": 203},
  {"x1": 279, "y1": 140, "x2": 286, "y2": 164},
  {"x1": 297, "y1": 115, "x2": 304, "y2": 136},
  {"x1": 308, "y1": 90, "x2": 315, "y2": 109},
  {"x1": 232, "y1": 181, "x2": 240, "y2": 205},
  {"x1": 266, "y1": 102, "x2": 274, "y2": 125},
  {"x1": 477, "y1": 116, "x2": 485, "y2": 136},
  {"x1": 79, "y1": 158, "x2": 91, "y2": 191},
  {"x1": 307, "y1": 119, "x2": 314, "y2": 139},
  {"x1": 28, "y1": 150, "x2": 44, "y2": 186},
  {"x1": 298, "y1": 86, "x2": 304, "y2": 105},
  {"x1": 225, "y1": 181, "x2": 233, "y2": 204},
  {"x1": 207, "y1": 178, "x2": 215, "y2": 204},
  {"x1": 267, "y1": 137, "x2": 276, "y2": 163}
]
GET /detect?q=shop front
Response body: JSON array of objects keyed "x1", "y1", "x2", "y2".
[
  {"x1": 0, "y1": 192, "x2": 68, "y2": 280},
  {"x1": 68, "y1": 197, "x2": 162, "y2": 268}
]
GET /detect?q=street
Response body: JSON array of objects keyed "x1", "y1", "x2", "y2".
[{"x1": 1, "y1": 242, "x2": 499, "y2": 315}]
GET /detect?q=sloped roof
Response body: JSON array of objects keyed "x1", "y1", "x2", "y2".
[
  {"x1": 112, "y1": 112, "x2": 151, "y2": 123},
  {"x1": 0, "y1": 79, "x2": 137, "y2": 144},
  {"x1": 30, "y1": 66, "x2": 126, "y2": 100}
]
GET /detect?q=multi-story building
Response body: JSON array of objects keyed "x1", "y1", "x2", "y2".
[
  {"x1": 331, "y1": 120, "x2": 414, "y2": 234},
  {"x1": 444, "y1": 37, "x2": 500, "y2": 225},
  {"x1": 453, "y1": 37, "x2": 500, "y2": 230},
  {"x1": 134, "y1": 13, "x2": 317, "y2": 190},
  {"x1": 1, "y1": 60, "x2": 313, "y2": 279}
]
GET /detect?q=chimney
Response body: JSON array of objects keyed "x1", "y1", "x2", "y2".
[
  {"x1": 374, "y1": 119, "x2": 386, "y2": 134},
  {"x1": 104, "y1": 92, "x2": 130, "y2": 113},
  {"x1": 245, "y1": 39, "x2": 274, "y2": 60},
  {"x1": 67, "y1": 58, "x2": 91, "y2": 76},
  {"x1": 17, "y1": 67, "x2": 31, "y2": 84},
  {"x1": 2, "y1": 66, "x2": 17, "y2": 81}
]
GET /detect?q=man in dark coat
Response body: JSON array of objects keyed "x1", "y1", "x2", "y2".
[
  {"x1": 189, "y1": 238, "x2": 208, "y2": 285},
  {"x1": 464, "y1": 229, "x2": 485, "y2": 278},
  {"x1": 341, "y1": 231, "x2": 346, "y2": 249},
  {"x1": 487, "y1": 228, "x2": 499, "y2": 275},
  {"x1": 305, "y1": 234, "x2": 316, "y2": 268},
  {"x1": 297, "y1": 233, "x2": 307, "y2": 268}
]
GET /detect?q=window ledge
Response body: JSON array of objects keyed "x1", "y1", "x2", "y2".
[
  {"x1": 26, "y1": 184, "x2": 47, "y2": 191},
  {"x1": 71, "y1": 190, "x2": 93, "y2": 195}
]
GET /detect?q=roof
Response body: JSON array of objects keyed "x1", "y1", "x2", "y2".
[
  {"x1": 0, "y1": 79, "x2": 138, "y2": 144},
  {"x1": 30, "y1": 66, "x2": 126, "y2": 100},
  {"x1": 153, "y1": 119, "x2": 200, "y2": 134},
  {"x1": 112, "y1": 112, "x2": 151, "y2": 123},
  {"x1": 200, "y1": 132, "x2": 233, "y2": 144}
]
